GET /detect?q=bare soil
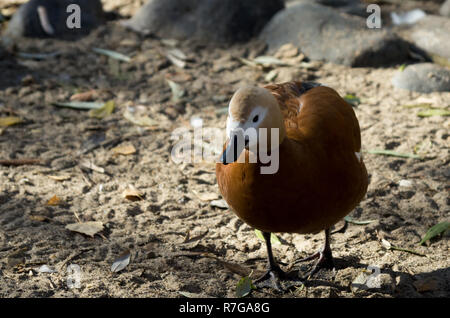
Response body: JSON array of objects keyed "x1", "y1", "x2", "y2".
[{"x1": 0, "y1": 5, "x2": 449, "y2": 298}]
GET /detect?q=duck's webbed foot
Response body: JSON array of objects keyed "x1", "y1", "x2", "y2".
[
  {"x1": 294, "y1": 228, "x2": 335, "y2": 279},
  {"x1": 254, "y1": 232, "x2": 304, "y2": 292}
]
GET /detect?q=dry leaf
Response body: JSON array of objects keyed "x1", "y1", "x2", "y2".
[
  {"x1": 123, "y1": 107, "x2": 158, "y2": 127},
  {"x1": 38, "y1": 265, "x2": 57, "y2": 273},
  {"x1": 70, "y1": 90, "x2": 98, "y2": 102},
  {"x1": 111, "y1": 250, "x2": 131, "y2": 273},
  {"x1": 80, "y1": 160, "x2": 105, "y2": 174},
  {"x1": 29, "y1": 215, "x2": 49, "y2": 222},
  {"x1": 192, "y1": 190, "x2": 219, "y2": 201},
  {"x1": 47, "y1": 195, "x2": 61, "y2": 206},
  {"x1": 65, "y1": 221, "x2": 104, "y2": 237},
  {"x1": 48, "y1": 175, "x2": 71, "y2": 182},
  {"x1": 112, "y1": 144, "x2": 136, "y2": 156},
  {"x1": 0, "y1": 117, "x2": 22, "y2": 127},
  {"x1": 123, "y1": 185, "x2": 144, "y2": 201},
  {"x1": 210, "y1": 199, "x2": 229, "y2": 209}
]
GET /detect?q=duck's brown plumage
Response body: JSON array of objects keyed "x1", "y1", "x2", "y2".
[{"x1": 216, "y1": 81, "x2": 368, "y2": 234}]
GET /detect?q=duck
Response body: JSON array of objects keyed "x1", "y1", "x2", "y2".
[{"x1": 215, "y1": 81, "x2": 368, "y2": 289}]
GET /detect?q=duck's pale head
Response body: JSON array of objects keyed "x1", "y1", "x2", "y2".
[{"x1": 221, "y1": 86, "x2": 286, "y2": 165}]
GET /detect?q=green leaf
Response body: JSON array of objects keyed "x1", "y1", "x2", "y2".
[
  {"x1": 344, "y1": 216, "x2": 376, "y2": 225},
  {"x1": 92, "y1": 48, "x2": 131, "y2": 63},
  {"x1": 343, "y1": 94, "x2": 361, "y2": 106},
  {"x1": 419, "y1": 222, "x2": 450, "y2": 245},
  {"x1": 390, "y1": 246, "x2": 426, "y2": 257},
  {"x1": 53, "y1": 101, "x2": 104, "y2": 110},
  {"x1": 398, "y1": 64, "x2": 406, "y2": 71},
  {"x1": 366, "y1": 149, "x2": 421, "y2": 159},
  {"x1": 89, "y1": 100, "x2": 115, "y2": 119},
  {"x1": 235, "y1": 276, "x2": 255, "y2": 298},
  {"x1": 417, "y1": 109, "x2": 450, "y2": 118},
  {"x1": 254, "y1": 229, "x2": 281, "y2": 245},
  {"x1": 401, "y1": 103, "x2": 433, "y2": 109}
]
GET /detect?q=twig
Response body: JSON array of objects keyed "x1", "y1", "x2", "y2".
[{"x1": 0, "y1": 159, "x2": 41, "y2": 166}]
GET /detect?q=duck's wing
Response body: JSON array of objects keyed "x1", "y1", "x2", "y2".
[
  {"x1": 265, "y1": 81, "x2": 361, "y2": 153},
  {"x1": 264, "y1": 81, "x2": 320, "y2": 133}
]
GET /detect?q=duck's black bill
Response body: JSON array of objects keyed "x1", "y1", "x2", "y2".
[{"x1": 221, "y1": 134, "x2": 242, "y2": 165}]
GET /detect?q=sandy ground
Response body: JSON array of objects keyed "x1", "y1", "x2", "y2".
[{"x1": 0, "y1": 7, "x2": 449, "y2": 298}]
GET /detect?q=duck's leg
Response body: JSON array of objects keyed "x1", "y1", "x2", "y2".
[
  {"x1": 294, "y1": 228, "x2": 335, "y2": 278},
  {"x1": 254, "y1": 231, "x2": 286, "y2": 291}
]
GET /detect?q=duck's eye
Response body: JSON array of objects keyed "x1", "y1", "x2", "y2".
[{"x1": 252, "y1": 115, "x2": 259, "y2": 123}]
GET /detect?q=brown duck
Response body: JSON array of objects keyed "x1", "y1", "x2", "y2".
[{"x1": 215, "y1": 81, "x2": 368, "y2": 288}]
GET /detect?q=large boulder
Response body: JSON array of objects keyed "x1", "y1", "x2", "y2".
[
  {"x1": 392, "y1": 63, "x2": 450, "y2": 93},
  {"x1": 440, "y1": 0, "x2": 450, "y2": 17},
  {"x1": 122, "y1": 0, "x2": 284, "y2": 44},
  {"x1": 398, "y1": 15, "x2": 450, "y2": 62},
  {"x1": 260, "y1": 2, "x2": 409, "y2": 67},
  {"x1": 3, "y1": 0, "x2": 105, "y2": 40}
]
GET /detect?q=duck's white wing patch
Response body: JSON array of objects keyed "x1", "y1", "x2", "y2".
[{"x1": 355, "y1": 151, "x2": 362, "y2": 162}]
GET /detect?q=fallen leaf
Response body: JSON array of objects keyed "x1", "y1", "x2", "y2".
[
  {"x1": 366, "y1": 149, "x2": 421, "y2": 159},
  {"x1": 29, "y1": 215, "x2": 49, "y2": 222},
  {"x1": 38, "y1": 265, "x2": 57, "y2": 273},
  {"x1": 0, "y1": 116, "x2": 22, "y2": 127},
  {"x1": 123, "y1": 107, "x2": 159, "y2": 127},
  {"x1": 219, "y1": 260, "x2": 251, "y2": 277},
  {"x1": 178, "y1": 291, "x2": 210, "y2": 298},
  {"x1": 166, "y1": 49, "x2": 187, "y2": 68},
  {"x1": 192, "y1": 190, "x2": 219, "y2": 201},
  {"x1": 17, "y1": 51, "x2": 60, "y2": 60},
  {"x1": 210, "y1": 199, "x2": 229, "y2": 209},
  {"x1": 47, "y1": 195, "x2": 62, "y2": 206},
  {"x1": 92, "y1": 47, "x2": 131, "y2": 62},
  {"x1": 112, "y1": 144, "x2": 136, "y2": 156},
  {"x1": 265, "y1": 69, "x2": 278, "y2": 82},
  {"x1": 53, "y1": 101, "x2": 104, "y2": 110},
  {"x1": 254, "y1": 229, "x2": 281, "y2": 245},
  {"x1": 344, "y1": 216, "x2": 376, "y2": 225},
  {"x1": 401, "y1": 103, "x2": 433, "y2": 109},
  {"x1": 111, "y1": 250, "x2": 131, "y2": 273},
  {"x1": 380, "y1": 238, "x2": 425, "y2": 257},
  {"x1": 48, "y1": 175, "x2": 71, "y2": 182},
  {"x1": 80, "y1": 160, "x2": 105, "y2": 174},
  {"x1": 65, "y1": 221, "x2": 104, "y2": 237},
  {"x1": 419, "y1": 222, "x2": 450, "y2": 245},
  {"x1": 417, "y1": 109, "x2": 450, "y2": 118},
  {"x1": 343, "y1": 94, "x2": 361, "y2": 106},
  {"x1": 70, "y1": 90, "x2": 98, "y2": 102},
  {"x1": 123, "y1": 185, "x2": 144, "y2": 201},
  {"x1": 236, "y1": 276, "x2": 256, "y2": 298},
  {"x1": 166, "y1": 79, "x2": 185, "y2": 102},
  {"x1": 89, "y1": 100, "x2": 115, "y2": 119},
  {"x1": 253, "y1": 55, "x2": 288, "y2": 67},
  {"x1": 381, "y1": 238, "x2": 392, "y2": 250}
]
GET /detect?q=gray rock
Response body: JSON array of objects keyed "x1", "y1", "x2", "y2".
[
  {"x1": 399, "y1": 15, "x2": 450, "y2": 61},
  {"x1": 440, "y1": 0, "x2": 450, "y2": 17},
  {"x1": 260, "y1": 2, "x2": 409, "y2": 67},
  {"x1": 392, "y1": 63, "x2": 450, "y2": 93},
  {"x1": 122, "y1": 0, "x2": 284, "y2": 44},
  {"x1": 351, "y1": 272, "x2": 394, "y2": 294},
  {"x1": 4, "y1": 0, "x2": 104, "y2": 40}
]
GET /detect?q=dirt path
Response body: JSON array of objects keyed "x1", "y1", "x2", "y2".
[{"x1": 0, "y1": 20, "x2": 449, "y2": 298}]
